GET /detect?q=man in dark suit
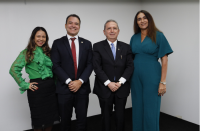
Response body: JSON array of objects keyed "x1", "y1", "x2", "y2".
[
  {"x1": 93, "y1": 20, "x2": 134, "y2": 131},
  {"x1": 51, "y1": 14, "x2": 93, "y2": 131}
]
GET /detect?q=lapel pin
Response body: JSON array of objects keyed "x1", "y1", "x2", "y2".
[
  {"x1": 81, "y1": 41, "x2": 83, "y2": 43},
  {"x1": 121, "y1": 55, "x2": 122, "y2": 59},
  {"x1": 118, "y1": 48, "x2": 120, "y2": 50}
]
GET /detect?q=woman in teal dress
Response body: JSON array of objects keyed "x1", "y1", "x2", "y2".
[
  {"x1": 130, "y1": 10, "x2": 173, "y2": 131},
  {"x1": 9, "y1": 27, "x2": 59, "y2": 131}
]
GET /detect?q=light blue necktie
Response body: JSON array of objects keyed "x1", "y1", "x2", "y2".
[
  {"x1": 111, "y1": 43, "x2": 116, "y2": 81},
  {"x1": 111, "y1": 43, "x2": 116, "y2": 60}
]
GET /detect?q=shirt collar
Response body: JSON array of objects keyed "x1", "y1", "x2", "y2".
[
  {"x1": 67, "y1": 34, "x2": 78, "y2": 40},
  {"x1": 107, "y1": 39, "x2": 117, "y2": 47}
]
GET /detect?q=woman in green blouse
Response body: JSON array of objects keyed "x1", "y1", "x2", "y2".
[{"x1": 9, "y1": 27, "x2": 59, "y2": 131}]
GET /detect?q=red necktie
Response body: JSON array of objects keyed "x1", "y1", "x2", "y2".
[{"x1": 70, "y1": 38, "x2": 77, "y2": 79}]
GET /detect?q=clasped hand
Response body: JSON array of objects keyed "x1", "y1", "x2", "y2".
[
  {"x1": 68, "y1": 80, "x2": 82, "y2": 93},
  {"x1": 108, "y1": 82, "x2": 121, "y2": 92}
]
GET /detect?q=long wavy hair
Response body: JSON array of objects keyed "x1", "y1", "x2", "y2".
[
  {"x1": 25, "y1": 27, "x2": 51, "y2": 63},
  {"x1": 134, "y1": 10, "x2": 161, "y2": 43}
]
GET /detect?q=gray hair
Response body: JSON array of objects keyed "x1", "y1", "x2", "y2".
[{"x1": 104, "y1": 19, "x2": 119, "y2": 30}]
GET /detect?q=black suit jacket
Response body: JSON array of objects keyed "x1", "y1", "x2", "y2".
[
  {"x1": 51, "y1": 35, "x2": 93, "y2": 95},
  {"x1": 93, "y1": 40, "x2": 133, "y2": 98}
]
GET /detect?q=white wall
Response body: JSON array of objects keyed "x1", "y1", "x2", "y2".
[
  {"x1": 141, "y1": 1, "x2": 199, "y2": 125},
  {"x1": 1, "y1": 1, "x2": 199, "y2": 131},
  {"x1": 0, "y1": 1, "x2": 141, "y2": 131}
]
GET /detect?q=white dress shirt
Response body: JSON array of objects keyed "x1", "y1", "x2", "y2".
[
  {"x1": 65, "y1": 34, "x2": 83, "y2": 84},
  {"x1": 67, "y1": 34, "x2": 79, "y2": 67},
  {"x1": 104, "y1": 39, "x2": 126, "y2": 86}
]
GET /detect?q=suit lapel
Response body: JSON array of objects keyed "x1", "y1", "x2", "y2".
[
  {"x1": 115, "y1": 41, "x2": 122, "y2": 62},
  {"x1": 78, "y1": 37, "x2": 83, "y2": 66},
  {"x1": 104, "y1": 40, "x2": 115, "y2": 62},
  {"x1": 63, "y1": 35, "x2": 73, "y2": 58}
]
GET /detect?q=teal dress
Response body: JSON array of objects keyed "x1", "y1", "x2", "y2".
[{"x1": 130, "y1": 31, "x2": 173, "y2": 131}]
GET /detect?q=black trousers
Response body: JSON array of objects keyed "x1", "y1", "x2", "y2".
[
  {"x1": 58, "y1": 93, "x2": 89, "y2": 131},
  {"x1": 28, "y1": 78, "x2": 60, "y2": 129},
  {"x1": 98, "y1": 93, "x2": 127, "y2": 131}
]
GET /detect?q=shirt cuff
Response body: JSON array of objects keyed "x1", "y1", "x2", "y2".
[
  {"x1": 79, "y1": 79, "x2": 84, "y2": 84},
  {"x1": 66, "y1": 78, "x2": 72, "y2": 84},
  {"x1": 104, "y1": 80, "x2": 111, "y2": 86},
  {"x1": 119, "y1": 77, "x2": 126, "y2": 84}
]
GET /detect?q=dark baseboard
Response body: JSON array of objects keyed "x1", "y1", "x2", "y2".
[{"x1": 25, "y1": 108, "x2": 199, "y2": 131}]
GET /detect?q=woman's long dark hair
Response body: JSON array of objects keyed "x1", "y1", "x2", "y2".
[
  {"x1": 25, "y1": 27, "x2": 51, "y2": 63},
  {"x1": 134, "y1": 10, "x2": 161, "y2": 43}
]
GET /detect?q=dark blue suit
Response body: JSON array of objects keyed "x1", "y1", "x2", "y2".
[
  {"x1": 51, "y1": 35, "x2": 93, "y2": 131},
  {"x1": 93, "y1": 40, "x2": 133, "y2": 131}
]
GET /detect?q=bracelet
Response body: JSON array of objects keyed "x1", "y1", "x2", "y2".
[{"x1": 160, "y1": 81, "x2": 166, "y2": 85}]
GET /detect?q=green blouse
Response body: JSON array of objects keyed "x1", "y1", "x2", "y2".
[{"x1": 9, "y1": 46, "x2": 53, "y2": 94}]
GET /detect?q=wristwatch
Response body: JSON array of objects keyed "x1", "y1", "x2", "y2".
[{"x1": 160, "y1": 81, "x2": 166, "y2": 85}]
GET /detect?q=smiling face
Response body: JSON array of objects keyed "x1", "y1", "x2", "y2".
[
  {"x1": 103, "y1": 21, "x2": 120, "y2": 42},
  {"x1": 65, "y1": 16, "x2": 80, "y2": 37},
  {"x1": 34, "y1": 30, "x2": 46, "y2": 47},
  {"x1": 137, "y1": 12, "x2": 149, "y2": 30}
]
